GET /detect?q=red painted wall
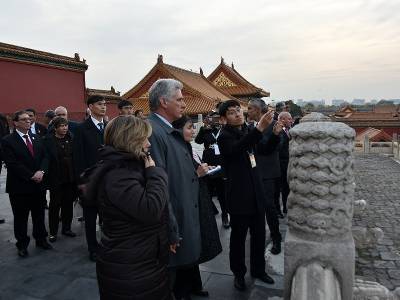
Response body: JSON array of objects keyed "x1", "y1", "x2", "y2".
[{"x1": 0, "y1": 59, "x2": 86, "y2": 121}]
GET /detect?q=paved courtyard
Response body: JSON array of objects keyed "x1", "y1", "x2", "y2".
[{"x1": 0, "y1": 153, "x2": 399, "y2": 299}]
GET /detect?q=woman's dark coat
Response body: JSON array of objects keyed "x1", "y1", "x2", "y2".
[{"x1": 85, "y1": 146, "x2": 171, "y2": 300}]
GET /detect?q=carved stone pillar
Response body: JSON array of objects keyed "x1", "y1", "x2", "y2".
[{"x1": 284, "y1": 113, "x2": 356, "y2": 300}]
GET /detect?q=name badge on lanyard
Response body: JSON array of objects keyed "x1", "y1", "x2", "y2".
[
  {"x1": 212, "y1": 129, "x2": 221, "y2": 156},
  {"x1": 248, "y1": 152, "x2": 256, "y2": 168}
]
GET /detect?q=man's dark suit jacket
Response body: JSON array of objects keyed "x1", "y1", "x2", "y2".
[
  {"x1": 1, "y1": 131, "x2": 48, "y2": 194},
  {"x1": 73, "y1": 118, "x2": 105, "y2": 181},
  {"x1": 217, "y1": 124, "x2": 265, "y2": 215},
  {"x1": 254, "y1": 122, "x2": 281, "y2": 179},
  {"x1": 32, "y1": 123, "x2": 48, "y2": 137},
  {"x1": 278, "y1": 129, "x2": 290, "y2": 161}
]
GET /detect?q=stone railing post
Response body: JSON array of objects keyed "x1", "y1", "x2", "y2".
[
  {"x1": 364, "y1": 135, "x2": 370, "y2": 154},
  {"x1": 284, "y1": 113, "x2": 356, "y2": 300}
]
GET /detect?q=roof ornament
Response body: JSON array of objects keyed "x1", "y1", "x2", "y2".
[
  {"x1": 200, "y1": 67, "x2": 203, "y2": 75},
  {"x1": 111, "y1": 86, "x2": 115, "y2": 93},
  {"x1": 231, "y1": 62, "x2": 235, "y2": 69},
  {"x1": 74, "y1": 53, "x2": 80, "y2": 61},
  {"x1": 221, "y1": 56, "x2": 224, "y2": 64},
  {"x1": 157, "y1": 54, "x2": 163, "y2": 63}
]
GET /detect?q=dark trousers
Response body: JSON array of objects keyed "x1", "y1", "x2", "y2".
[
  {"x1": 9, "y1": 192, "x2": 48, "y2": 250},
  {"x1": 173, "y1": 265, "x2": 203, "y2": 298},
  {"x1": 49, "y1": 183, "x2": 76, "y2": 235},
  {"x1": 278, "y1": 160, "x2": 290, "y2": 212},
  {"x1": 83, "y1": 205, "x2": 99, "y2": 253},
  {"x1": 262, "y1": 179, "x2": 282, "y2": 243},
  {"x1": 207, "y1": 177, "x2": 228, "y2": 216},
  {"x1": 229, "y1": 214, "x2": 266, "y2": 277}
]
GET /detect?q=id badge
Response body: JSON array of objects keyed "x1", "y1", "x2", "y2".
[
  {"x1": 214, "y1": 144, "x2": 220, "y2": 155},
  {"x1": 249, "y1": 153, "x2": 256, "y2": 168}
]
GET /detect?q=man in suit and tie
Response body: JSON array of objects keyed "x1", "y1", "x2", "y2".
[
  {"x1": 26, "y1": 108, "x2": 48, "y2": 137},
  {"x1": 1, "y1": 110, "x2": 52, "y2": 257},
  {"x1": 73, "y1": 95, "x2": 107, "y2": 261},
  {"x1": 247, "y1": 99, "x2": 283, "y2": 255},
  {"x1": 277, "y1": 112, "x2": 292, "y2": 215}
]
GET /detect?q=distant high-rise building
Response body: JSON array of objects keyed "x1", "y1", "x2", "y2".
[
  {"x1": 332, "y1": 99, "x2": 345, "y2": 106},
  {"x1": 310, "y1": 99, "x2": 325, "y2": 106},
  {"x1": 352, "y1": 99, "x2": 365, "y2": 106},
  {"x1": 296, "y1": 99, "x2": 306, "y2": 107}
]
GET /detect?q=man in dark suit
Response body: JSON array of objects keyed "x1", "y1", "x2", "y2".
[
  {"x1": 195, "y1": 112, "x2": 229, "y2": 228},
  {"x1": 217, "y1": 100, "x2": 275, "y2": 291},
  {"x1": 277, "y1": 111, "x2": 292, "y2": 214},
  {"x1": 247, "y1": 99, "x2": 283, "y2": 255},
  {"x1": 54, "y1": 106, "x2": 79, "y2": 135},
  {"x1": 26, "y1": 108, "x2": 47, "y2": 137},
  {"x1": 1, "y1": 110, "x2": 52, "y2": 257},
  {"x1": 73, "y1": 95, "x2": 107, "y2": 261}
]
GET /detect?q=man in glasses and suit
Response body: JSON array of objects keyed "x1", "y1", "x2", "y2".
[{"x1": 1, "y1": 110, "x2": 52, "y2": 257}]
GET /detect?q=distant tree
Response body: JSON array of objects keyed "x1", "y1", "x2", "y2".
[
  {"x1": 304, "y1": 102, "x2": 315, "y2": 112},
  {"x1": 285, "y1": 100, "x2": 303, "y2": 117},
  {"x1": 377, "y1": 100, "x2": 394, "y2": 105}
]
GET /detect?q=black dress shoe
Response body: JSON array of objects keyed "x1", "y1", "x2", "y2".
[
  {"x1": 271, "y1": 242, "x2": 281, "y2": 255},
  {"x1": 77, "y1": 216, "x2": 84, "y2": 222},
  {"x1": 0, "y1": 219, "x2": 5, "y2": 224},
  {"x1": 192, "y1": 289, "x2": 209, "y2": 297},
  {"x1": 18, "y1": 249, "x2": 29, "y2": 258},
  {"x1": 234, "y1": 276, "x2": 246, "y2": 291},
  {"x1": 36, "y1": 240, "x2": 53, "y2": 250},
  {"x1": 62, "y1": 230, "x2": 76, "y2": 237},
  {"x1": 277, "y1": 212, "x2": 284, "y2": 219},
  {"x1": 89, "y1": 252, "x2": 97, "y2": 262},
  {"x1": 222, "y1": 214, "x2": 230, "y2": 229},
  {"x1": 48, "y1": 235, "x2": 57, "y2": 243},
  {"x1": 253, "y1": 273, "x2": 274, "y2": 284}
]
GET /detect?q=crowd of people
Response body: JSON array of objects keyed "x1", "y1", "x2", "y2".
[{"x1": 0, "y1": 79, "x2": 294, "y2": 300}]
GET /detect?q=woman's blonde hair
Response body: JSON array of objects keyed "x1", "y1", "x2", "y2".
[{"x1": 104, "y1": 115, "x2": 152, "y2": 159}]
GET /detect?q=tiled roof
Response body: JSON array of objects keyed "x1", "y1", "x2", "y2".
[
  {"x1": 0, "y1": 42, "x2": 88, "y2": 72},
  {"x1": 123, "y1": 55, "x2": 235, "y2": 116},
  {"x1": 332, "y1": 105, "x2": 400, "y2": 121},
  {"x1": 87, "y1": 87, "x2": 122, "y2": 102},
  {"x1": 207, "y1": 59, "x2": 270, "y2": 98},
  {"x1": 356, "y1": 127, "x2": 392, "y2": 142}
]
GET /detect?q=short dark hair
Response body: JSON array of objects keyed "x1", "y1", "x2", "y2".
[
  {"x1": 118, "y1": 100, "x2": 133, "y2": 109},
  {"x1": 52, "y1": 116, "x2": 68, "y2": 128},
  {"x1": 218, "y1": 100, "x2": 241, "y2": 117},
  {"x1": 86, "y1": 95, "x2": 105, "y2": 106},
  {"x1": 172, "y1": 115, "x2": 192, "y2": 129},
  {"x1": 134, "y1": 109, "x2": 143, "y2": 116},
  {"x1": 25, "y1": 108, "x2": 36, "y2": 115},
  {"x1": 45, "y1": 110, "x2": 56, "y2": 119},
  {"x1": 12, "y1": 110, "x2": 28, "y2": 122}
]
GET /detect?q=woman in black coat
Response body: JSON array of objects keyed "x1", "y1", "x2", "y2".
[
  {"x1": 84, "y1": 116, "x2": 171, "y2": 300},
  {"x1": 172, "y1": 116, "x2": 222, "y2": 300}
]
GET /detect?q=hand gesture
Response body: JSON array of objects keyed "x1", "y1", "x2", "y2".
[
  {"x1": 273, "y1": 121, "x2": 284, "y2": 135},
  {"x1": 196, "y1": 163, "x2": 209, "y2": 177},
  {"x1": 256, "y1": 111, "x2": 274, "y2": 132},
  {"x1": 31, "y1": 171, "x2": 44, "y2": 183},
  {"x1": 144, "y1": 154, "x2": 155, "y2": 168},
  {"x1": 170, "y1": 242, "x2": 180, "y2": 254}
]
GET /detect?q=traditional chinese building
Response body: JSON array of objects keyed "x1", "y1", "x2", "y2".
[
  {"x1": 207, "y1": 57, "x2": 270, "y2": 102},
  {"x1": 86, "y1": 87, "x2": 123, "y2": 118},
  {"x1": 123, "y1": 55, "x2": 237, "y2": 116},
  {"x1": 0, "y1": 42, "x2": 88, "y2": 121},
  {"x1": 331, "y1": 105, "x2": 400, "y2": 136}
]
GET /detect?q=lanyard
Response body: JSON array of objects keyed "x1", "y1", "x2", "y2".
[{"x1": 211, "y1": 129, "x2": 221, "y2": 142}]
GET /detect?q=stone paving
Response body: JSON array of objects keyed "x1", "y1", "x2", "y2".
[
  {"x1": 353, "y1": 154, "x2": 400, "y2": 291},
  {"x1": 0, "y1": 153, "x2": 399, "y2": 299}
]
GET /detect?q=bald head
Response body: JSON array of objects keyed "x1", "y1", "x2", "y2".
[{"x1": 55, "y1": 106, "x2": 68, "y2": 120}]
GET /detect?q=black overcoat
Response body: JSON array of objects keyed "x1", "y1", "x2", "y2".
[{"x1": 86, "y1": 147, "x2": 171, "y2": 300}]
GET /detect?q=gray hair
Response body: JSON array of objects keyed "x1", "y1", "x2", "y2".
[
  {"x1": 54, "y1": 106, "x2": 68, "y2": 114},
  {"x1": 149, "y1": 79, "x2": 183, "y2": 112},
  {"x1": 248, "y1": 98, "x2": 267, "y2": 113},
  {"x1": 278, "y1": 111, "x2": 292, "y2": 120}
]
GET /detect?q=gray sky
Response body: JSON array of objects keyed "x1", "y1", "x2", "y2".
[{"x1": 2, "y1": 0, "x2": 400, "y2": 103}]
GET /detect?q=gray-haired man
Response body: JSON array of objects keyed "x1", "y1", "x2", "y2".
[{"x1": 147, "y1": 79, "x2": 207, "y2": 298}]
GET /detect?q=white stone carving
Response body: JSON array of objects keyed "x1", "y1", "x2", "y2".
[{"x1": 353, "y1": 278, "x2": 400, "y2": 300}]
